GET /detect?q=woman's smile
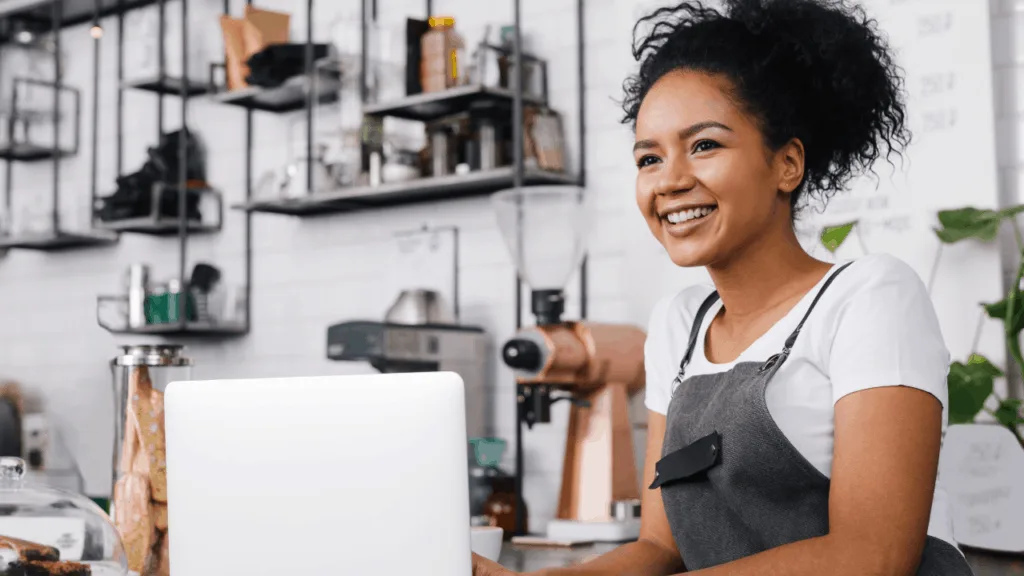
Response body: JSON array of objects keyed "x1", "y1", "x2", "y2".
[{"x1": 660, "y1": 204, "x2": 718, "y2": 238}]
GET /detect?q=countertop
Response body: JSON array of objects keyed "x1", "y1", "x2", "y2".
[{"x1": 498, "y1": 542, "x2": 1024, "y2": 575}]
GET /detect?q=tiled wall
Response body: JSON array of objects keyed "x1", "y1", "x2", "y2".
[
  {"x1": 0, "y1": 0, "x2": 653, "y2": 533},
  {"x1": 0, "y1": 0, "x2": 1014, "y2": 533}
]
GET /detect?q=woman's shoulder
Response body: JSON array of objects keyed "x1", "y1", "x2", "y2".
[{"x1": 830, "y1": 253, "x2": 928, "y2": 301}]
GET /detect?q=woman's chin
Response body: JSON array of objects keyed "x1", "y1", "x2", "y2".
[{"x1": 664, "y1": 246, "x2": 713, "y2": 268}]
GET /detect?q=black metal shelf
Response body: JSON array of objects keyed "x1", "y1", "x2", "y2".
[
  {"x1": 121, "y1": 76, "x2": 211, "y2": 97},
  {"x1": 209, "y1": 62, "x2": 344, "y2": 114},
  {"x1": 96, "y1": 217, "x2": 219, "y2": 235},
  {"x1": 0, "y1": 229, "x2": 118, "y2": 251},
  {"x1": 103, "y1": 321, "x2": 249, "y2": 337},
  {"x1": 362, "y1": 84, "x2": 546, "y2": 122},
  {"x1": 0, "y1": 144, "x2": 74, "y2": 162},
  {"x1": 234, "y1": 167, "x2": 577, "y2": 216},
  {"x1": 0, "y1": 0, "x2": 161, "y2": 45}
]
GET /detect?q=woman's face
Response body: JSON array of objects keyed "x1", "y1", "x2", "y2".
[{"x1": 633, "y1": 70, "x2": 803, "y2": 268}]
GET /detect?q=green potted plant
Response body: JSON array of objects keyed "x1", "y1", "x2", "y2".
[{"x1": 819, "y1": 212, "x2": 1024, "y2": 445}]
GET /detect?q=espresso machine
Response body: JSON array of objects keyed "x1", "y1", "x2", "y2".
[
  {"x1": 493, "y1": 186, "x2": 647, "y2": 543},
  {"x1": 326, "y1": 290, "x2": 490, "y2": 440}
]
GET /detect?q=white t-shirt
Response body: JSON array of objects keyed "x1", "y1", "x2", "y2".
[{"x1": 644, "y1": 253, "x2": 959, "y2": 552}]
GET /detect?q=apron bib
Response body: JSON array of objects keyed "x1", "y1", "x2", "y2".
[{"x1": 650, "y1": 263, "x2": 973, "y2": 575}]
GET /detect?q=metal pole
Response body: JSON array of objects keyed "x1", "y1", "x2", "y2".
[
  {"x1": 577, "y1": 0, "x2": 587, "y2": 320},
  {"x1": 52, "y1": 0, "x2": 62, "y2": 233},
  {"x1": 305, "y1": 0, "x2": 313, "y2": 195},
  {"x1": 245, "y1": 0, "x2": 252, "y2": 332},
  {"x1": 158, "y1": 0, "x2": 165, "y2": 135},
  {"x1": 116, "y1": 0, "x2": 124, "y2": 177},
  {"x1": 512, "y1": 0, "x2": 525, "y2": 538},
  {"x1": 178, "y1": 0, "x2": 189, "y2": 327},
  {"x1": 90, "y1": 1, "x2": 101, "y2": 227}
]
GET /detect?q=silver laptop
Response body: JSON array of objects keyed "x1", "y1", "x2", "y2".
[{"x1": 164, "y1": 372, "x2": 473, "y2": 575}]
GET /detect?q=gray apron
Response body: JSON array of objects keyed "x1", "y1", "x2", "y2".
[{"x1": 650, "y1": 262, "x2": 973, "y2": 575}]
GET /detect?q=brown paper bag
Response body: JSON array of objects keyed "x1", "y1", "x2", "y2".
[
  {"x1": 221, "y1": 16, "x2": 249, "y2": 91},
  {"x1": 221, "y1": 7, "x2": 291, "y2": 91}
]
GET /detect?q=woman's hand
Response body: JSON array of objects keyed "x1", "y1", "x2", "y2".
[{"x1": 472, "y1": 552, "x2": 516, "y2": 575}]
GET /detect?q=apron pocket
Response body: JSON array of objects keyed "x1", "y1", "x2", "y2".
[{"x1": 650, "y1": 431, "x2": 721, "y2": 489}]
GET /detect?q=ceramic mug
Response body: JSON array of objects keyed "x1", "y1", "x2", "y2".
[{"x1": 470, "y1": 526, "x2": 504, "y2": 562}]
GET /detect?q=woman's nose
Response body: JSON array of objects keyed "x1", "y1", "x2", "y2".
[{"x1": 652, "y1": 160, "x2": 697, "y2": 197}]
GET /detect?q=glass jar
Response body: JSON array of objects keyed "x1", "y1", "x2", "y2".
[
  {"x1": 109, "y1": 346, "x2": 189, "y2": 576},
  {"x1": 0, "y1": 456, "x2": 128, "y2": 575}
]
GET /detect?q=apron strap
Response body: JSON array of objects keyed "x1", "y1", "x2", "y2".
[
  {"x1": 758, "y1": 261, "x2": 855, "y2": 374},
  {"x1": 676, "y1": 291, "x2": 721, "y2": 379},
  {"x1": 781, "y1": 261, "x2": 854, "y2": 352}
]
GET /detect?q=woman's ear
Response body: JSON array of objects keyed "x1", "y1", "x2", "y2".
[{"x1": 777, "y1": 138, "x2": 805, "y2": 194}]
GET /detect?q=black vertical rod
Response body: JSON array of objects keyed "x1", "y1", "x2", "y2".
[
  {"x1": 177, "y1": 0, "x2": 189, "y2": 327},
  {"x1": 158, "y1": 0, "x2": 166, "y2": 136},
  {"x1": 425, "y1": 0, "x2": 432, "y2": 16},
  {"x1": 116, "y1": 0, "x2": 124, "y2": 177},
  {"x1": 512, "y1": 0, "x2": 526, "y2": 539},
  {"x1": 90, "y1": 3, "x2": 101, "y2": 227},
  {"x1": 52, "y1": 0, "x2": 62, "y2": 233},
  {"x1": 245, "y1": 0, "x2": 252, "y2": 332},
  {"x1": 577, "y1": 0, "x2": 587, "y2": 320},
  {"x1": 305, "y1": 0, "x2": 313, "y2": 194},
  {"x1": 5, "y1": 86, "x2": 14, "y2": 219},
  {"x1": 359, "y1": 0, "x2": 367, "y2": 104}
]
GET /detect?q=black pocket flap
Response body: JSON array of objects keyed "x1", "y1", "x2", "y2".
[{"x1": 649, "y1": 431, "x2": 721, "y2": 489}]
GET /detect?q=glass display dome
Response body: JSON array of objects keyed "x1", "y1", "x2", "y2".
[{"x1": 0, "y1": 457, "x2": 128, "y2": 576}]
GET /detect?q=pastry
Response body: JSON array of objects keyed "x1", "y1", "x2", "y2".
[
  {"x1": 152, "y1": 533, "x2": 169, "y2": 576},
  {"x1": 112, "y1": 472, "x2": 153, "y2": 574},
  {"x1": 151, "y1": 502, "x2": 167, "y2": 532},
  {"x1": 7, "y1": 560, "x2": 91, "y2": 575},
  {"x1": 0, "y1": 536, "x2": 59, "y2": 562},
  {"x1": 132, "y1": 370, "x2": 167, "y2": 503}
]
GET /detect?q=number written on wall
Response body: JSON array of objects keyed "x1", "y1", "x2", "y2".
[
  {"x1": 918, "y1": 12, "x2": 953, "y2": 38},
  {"x1": 429, "y1": 16, "x2": 458, "y2": 80}
]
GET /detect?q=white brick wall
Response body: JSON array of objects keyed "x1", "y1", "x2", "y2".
[{"x1": 0, "y1": 0, "x2": 1015, "y2": 534}]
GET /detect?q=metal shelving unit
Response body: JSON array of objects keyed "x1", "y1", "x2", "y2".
[
  {"x1": 0, "y1": 0, "x2": 118, "y2": 251},
  {"x1": 231, "y1": 0, "x2": 579, "y2": 218},
  {"x1": 96, "y1": 0, "x2": 250, "y2": 338},
  {"x1": 208, "y1": 56, "x2": 342, "y2": 114}
]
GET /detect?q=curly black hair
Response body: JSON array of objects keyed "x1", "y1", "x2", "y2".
[{"x1": 621, "y1": 0, "x2": 910, "y2": 212}]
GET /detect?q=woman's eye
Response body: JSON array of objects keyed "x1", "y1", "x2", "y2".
[
  {"x1": 693, "y1": 140, "x2": 720, "y2": 153},
  {"x1": 636, "y1": 155, "x2": 659, "y2": 168}
]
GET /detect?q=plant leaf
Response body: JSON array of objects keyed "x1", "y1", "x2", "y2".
[
  {"x1": 994, "y1": 398, "x2": 1024, "y2": 429},
  {"x1": 820, "y1": 222, "x2": 857, "y2": 253},
  {"x1": 947, "y1": 356, "x2": 998, "y2": 424},
  {"x1": 934, "y1": 208, "x2": 1002, "y2": 244},
  {"x1": 982, "y1": 293, "x2": 1024, "y2": 336},
  {"x1": 999, "y1": 205, "x2": 1024, "y2": 219}
]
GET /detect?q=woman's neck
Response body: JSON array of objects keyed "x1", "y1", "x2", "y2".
[{"x1": 706, "y1": 226, "x2": 831, "y2": 323}]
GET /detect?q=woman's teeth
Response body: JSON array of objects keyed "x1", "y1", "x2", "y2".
[{"x1": 666, "y1": 206, "x2": 716, "y2": 224}]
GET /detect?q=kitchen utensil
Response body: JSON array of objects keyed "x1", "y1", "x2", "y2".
[
  {"x1": 430, "y1": 127, "x2": 452, "y2": 177},
  {"x1": 384, "y1": 289, "x2": 455, "y2": 325},
  {"x1": 126, "y1": 264, "x2": 149, "y2": 329},
  {"x1": 493, "y1": 186, "x2": 647, "y2": 542}
]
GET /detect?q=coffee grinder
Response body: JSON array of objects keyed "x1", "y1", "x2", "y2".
[{"x1": 493, "y1": 186, "x2": 647, "y2": 543}]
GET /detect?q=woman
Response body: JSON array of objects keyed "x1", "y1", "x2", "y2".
[{"x1": 474, "y1": 0, "x2": 975, "y2": 575}]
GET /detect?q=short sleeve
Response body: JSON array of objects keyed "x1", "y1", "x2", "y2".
[
  {"x1": 644, "y1": 295, "x2": 679, "y2": 415},
  {"x1": 827, "y1": 255, "x2": 951, "y2": 418}
]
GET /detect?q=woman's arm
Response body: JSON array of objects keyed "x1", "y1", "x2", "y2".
[
  {"x1": 538, "y1": 410, "x2": 685, "y2": 576},
  {"x1": 676, "y1": 385, "x2": 943, "y2": 576}
]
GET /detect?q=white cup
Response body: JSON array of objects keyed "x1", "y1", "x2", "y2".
[{"x1": 470, "y1": 526, "x2": 504, "y2": 562}]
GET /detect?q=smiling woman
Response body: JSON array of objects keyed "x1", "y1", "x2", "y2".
[{"x1": 471, "y1": 2, "x2": 976, "y2": 576}]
